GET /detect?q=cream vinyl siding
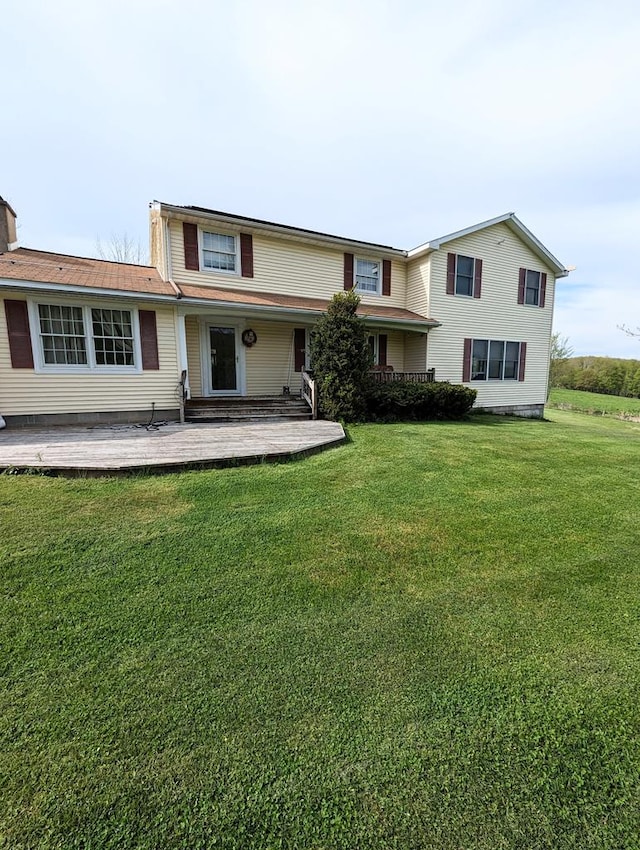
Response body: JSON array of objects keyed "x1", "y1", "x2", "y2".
[
  {"x1": 0, "y1": 294, "x2": 180, "y2": 416},
  {"x1": 245, "y1": 321, "x2": 304, "y2": 395},
  {"x1": 168, "y1": 221, "x2": 408, "y2": 308},
  {"x1": 425, "y1": 222, "x2": 555, "y2": 407},
  {"x1": 406, "y1": 258, "x2": 430, "y2": 317},
  {"x1": 185, "y1": 315, "x2": 203, "y2": 397},
  {"x1": 404, "y1": 332, "x2": 428, "y2": 372}
]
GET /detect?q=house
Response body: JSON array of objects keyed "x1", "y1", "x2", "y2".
[{"x1": 0, "y1": 195, "x2": 568, "y2": 426}]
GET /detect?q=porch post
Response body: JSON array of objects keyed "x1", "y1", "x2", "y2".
[{"x1": 176, "y1": 311, "x2": 190, "y2": 415}]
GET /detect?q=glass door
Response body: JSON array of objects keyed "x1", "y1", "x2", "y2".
[{"x1": 209, "y1": 326, "x2": 238, "y2": 393}]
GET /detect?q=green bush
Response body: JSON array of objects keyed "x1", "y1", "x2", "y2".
[
  {"x1": 310, "y1": 291, "x2": 372, "y2": 422},
  {"x1": 364, "y1": 380, "x2": 477, "y2": 421}
]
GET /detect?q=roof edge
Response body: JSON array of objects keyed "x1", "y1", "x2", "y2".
[{"x1": 154, "y1": 201, "x2": 407, "y2": 258}]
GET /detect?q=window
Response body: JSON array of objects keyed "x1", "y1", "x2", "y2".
[
  {"x1": 355, "y1": 258, "x2": 380, "y2": 293},
  {"x1": 91, "y1": 309, "x2": 135, "y2": 366},
  {"x1": 471, "y1": 339, "x2": 520, "y2": 381},
  {"x1": 38, "y1": 304, "x2": 87, "y2": 365},
  {"x1": 525, "y1": 270, "x2": 541, "y2": 306},
  {"x1": 35, "y1": 302, "x2": 138, "y2": 370},
  {"x1": 455, "y1": 255, "x2": 475, "y2": 297},
  {"x1": 447, "y1": 252, "x2": 482, "y2": 298},
  {"x1": 201, "y1": 231, "x2": 237, "y2": 272}
]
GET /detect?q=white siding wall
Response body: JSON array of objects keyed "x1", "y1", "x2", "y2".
[
  {"x1": 0, "y1": 293, "x2": 180, "y2": 415},
  {"x1": 421, "y1": 222, "x2": 555, "y2": 407},
  {"x1": 168, "y1": 220, "x2": 408, "y2": 309},
  {"x1": 185, "y1": 315, "x2": 203, "y2": 397}
]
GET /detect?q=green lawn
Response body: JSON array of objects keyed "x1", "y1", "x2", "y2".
[
  {"x1": 549, "y1": 386, "x2": 640, "y2": 417},
  {"x1": 2, "y1": 411, "x2": 640, "y2": 849}
]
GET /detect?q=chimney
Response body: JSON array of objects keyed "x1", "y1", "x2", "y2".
[{"x1": 0, "y1": 196, "x2": 18, "y2": 252}]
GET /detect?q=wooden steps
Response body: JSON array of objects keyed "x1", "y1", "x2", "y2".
[{"x1": 185, "y1": 395, "x2": 312, "y2": 423}]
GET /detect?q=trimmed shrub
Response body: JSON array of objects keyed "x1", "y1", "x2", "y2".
[
  {"x1": 310, "y1": 291, "x2": 372, "y2": 422},
  {"x1": 364, "y1": 380, "x2": 477, "y2": 421}
]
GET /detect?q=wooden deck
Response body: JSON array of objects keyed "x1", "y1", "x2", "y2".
[{"x1": 0, "y1": 420, "x2": 346, "y2": 476}]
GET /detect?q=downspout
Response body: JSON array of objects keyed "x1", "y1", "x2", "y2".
[{"x1": 164, "y1": 216, "x2": 190, "y2": 420}]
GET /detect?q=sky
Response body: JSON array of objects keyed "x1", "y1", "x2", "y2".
[{"x1": 3, "y1": 0, "x2": 640, "y2": 357}]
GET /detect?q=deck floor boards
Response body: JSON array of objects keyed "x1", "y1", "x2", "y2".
[{"x1": 0, "y1": 420, "x2": 346, "y2": 475}]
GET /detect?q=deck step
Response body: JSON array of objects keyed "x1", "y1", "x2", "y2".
[{"x1": 184, "y1": 395, "x2": 312, "y2": 423}]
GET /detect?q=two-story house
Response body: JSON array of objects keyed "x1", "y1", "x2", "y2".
[{"x1": 0, "y1": 195, "x2": 568, "y2": 426}]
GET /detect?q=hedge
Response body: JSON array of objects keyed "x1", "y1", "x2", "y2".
[{"x1": 364, "y1": 380, "x2": 477, "y2": 421}]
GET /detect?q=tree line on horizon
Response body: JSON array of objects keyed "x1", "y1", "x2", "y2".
[{"x1": 551, "y1": 353, "x2": 640, "y2": 398}]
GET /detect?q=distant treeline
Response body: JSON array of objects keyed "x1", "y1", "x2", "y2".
[{"x1": 552, "y1": 356, "x2": 640, "y2": 398}]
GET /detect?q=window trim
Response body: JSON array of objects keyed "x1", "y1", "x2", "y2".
[
  {"x1": 198, "y1": 227, "x2": 240, "y2": 276},
  {"x1": 470, "y1": 338, "x2": 521, "y2": 382},
  {"x1": 355, "y1": 256, "x2": 382, "y2": 296},
  {"x1": 28, "y1": 298, "x2": 143, "y2": 374}
]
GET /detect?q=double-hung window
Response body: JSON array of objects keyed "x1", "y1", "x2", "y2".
[
  {"x1": 355, "y1": 258, "x2": 380, "y2": 294},
  {"x1": 471, "y1": 339, "x2": 521, "y2": 381},
  {"x1": 525, "y1": 270, "x2": 541, "y2": 306},
  {"x1": 201, "y1": 231, "x2": 237, "y2": 272},
  {"x1": 35, "y1": 302, "x2": 138, "y2": 370},
  {"x1": 455, "y1": 255, "x2": 475, "y2": 297}
]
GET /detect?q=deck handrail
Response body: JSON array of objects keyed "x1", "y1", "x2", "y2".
[
  {"x1": 370, "y1": 369, "x2": 436, "y2": 383},
  {"x1": 301, "y1": 370, "x2": 318, "y2": 419}
]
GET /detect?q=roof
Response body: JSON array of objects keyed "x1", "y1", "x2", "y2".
[
  {"x1": 0, "y1": 246, "x2": 438, "y2": 329},
  {"x1": 176, "y1": 283, "x2": 439, "y2": 329},
  {"x1": 0, "y1": 247, "x2": 174, "y2": 297},
  {"x1": 407, "y1": 212, "x2": 569, "y2": 277},
  {"x1": 153, "y1": 201, "x2": 406, "y2": 257}
]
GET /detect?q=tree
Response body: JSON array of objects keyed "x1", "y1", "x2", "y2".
[
  {"x1": 620, "y1": 324, "x2": 640, "y2": 340},
  {"x1": 310, "y1": 290, "x2": 372, "y2": 422},
  {"x1": 96, "y1": 233, "x2": 148, "y2": 265},
  {"x1": 549, "y1": 332, "x2": 573, "y2": 388}
]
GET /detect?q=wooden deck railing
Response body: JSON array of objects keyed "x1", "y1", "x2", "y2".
[
  {"x1": 370, "y1": 369, "x2": 436, "y2": 383},
  {"x1": 301, "y1": 370, "x2": 318, "y2": 419}
]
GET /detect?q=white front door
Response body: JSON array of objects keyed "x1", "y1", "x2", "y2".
[{"x1": 207, "y1": 324, "x2": 241, "y2": 395}]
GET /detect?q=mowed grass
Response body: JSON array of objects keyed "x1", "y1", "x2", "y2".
[
  {"x1": 549, "y1": 386, "x2": 640, "y2": 417},
  {"x1": 2, "y1": 410, "x2": 640, "y2": 849}
]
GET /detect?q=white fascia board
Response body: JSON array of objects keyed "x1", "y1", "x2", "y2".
[
  {"x1": 0, "y1": 278, "x2": 177, "y2": 303},
  {"x1": 157, "y1": 203, "x2": 407, "y2": 259},
  {"x1": 407, "y1": 212, "x2": 569, "y2": 276}
]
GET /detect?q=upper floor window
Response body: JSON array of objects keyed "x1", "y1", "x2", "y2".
[
  {"x1": 525, "y1": 270, "x2": 541, "y2": 305},
  {"x1": 201, "y1": 231, "x2": 237, "y2": 273},
  {"x1": 455, "y1": 255, "x2": 475, "y2": 297},
  {"x1": 518, "y1": 268, "x2": 547, "y2": 307},
  {"x1": 447, "y1": 253, "x2": 482, "y2": 298},
  {"x1": 355, "y1": 258, "x2": 380, "y2": 294}
]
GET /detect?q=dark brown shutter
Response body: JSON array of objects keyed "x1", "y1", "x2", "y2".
[
  {"x1": 240, "y1": 233, "x2": 254, "y2": 278},
  {"x1": 378, "y1": 334, "x2": 388, "y2": 366},
  {"x1": 382, "y1": 260, "x2": 391, "y2": 296},
  {"x1": 540, "y1": 273, "x2": 547, "y2": 308},
  {"x1": 183, "y1": 222, "x2": 199, "y2": 271},
  {"x1": 294, "y1": 327, "x2": 306, "y2": 372},
  {"x1": 343, "y1": 253, "x2": 354, "y2": 290},
  {"x1": 518, "y1": 341, "x2": 527, "y2": 381},
  {"x1": 518, "y1": 268, "x2": 526, "y2": 304},
  {"x1": 473, "y1": 258, "x2": 482, "y2": 299},
  {"x1": 4, "y1": 299, "x2": 34, "y2": 368},
  {"x1": 139, "y1": 310, "x2": 159, "y2": 370},
  {"x1": 462, "y1": 337, "x2": 472, "y2": 382},
  {"x1": 446, "y1": 253, "x2": 456, "y2": 295}
]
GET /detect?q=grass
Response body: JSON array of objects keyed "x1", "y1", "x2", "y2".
[
  {"x1": 549, "y1": 386, "x2": 640, "y2": 417},
  {"x1": 2, "y1": 410, "x2": 640, "y2": 849}
]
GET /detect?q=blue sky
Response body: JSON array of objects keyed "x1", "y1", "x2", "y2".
[{"x1": 4, "y1": 0, "x2": 640, "y2": 356}]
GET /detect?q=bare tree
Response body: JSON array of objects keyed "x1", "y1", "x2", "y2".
[
  {"x1": 96, "y1": 233, "x2": 148, "y2": 265},
  {"x1": 619, "y1": 324, "x2": 640, "y2": 340}
]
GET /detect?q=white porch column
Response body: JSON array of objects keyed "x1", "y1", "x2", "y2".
[{"x1": 176, "y1": 311, "x2": 191, "y2": 400}]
